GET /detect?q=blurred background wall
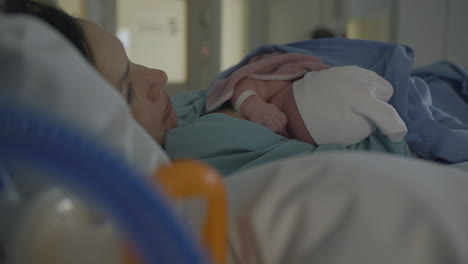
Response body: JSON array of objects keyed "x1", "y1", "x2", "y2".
[{"x1": 52, "y1": 0, "x2": 468, "y2": 94}]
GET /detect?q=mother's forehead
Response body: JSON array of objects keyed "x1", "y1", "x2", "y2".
[
  {"x1": 78, "y1": 19, "x2": 122, "y2": 51},
  {"x1": 77, "y1": 19, "x2": 127, "y2": 85}
]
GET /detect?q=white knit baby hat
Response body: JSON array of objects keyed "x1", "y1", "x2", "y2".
[{"x1": 292, "y1": 66, "x2": 407, "y2": 146}]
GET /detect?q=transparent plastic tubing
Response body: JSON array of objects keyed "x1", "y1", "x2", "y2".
[{"x1": 0, "y1": 105, "x2": 209, "y2": 264}]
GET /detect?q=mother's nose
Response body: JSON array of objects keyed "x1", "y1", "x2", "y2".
[{"x1": 152, "y1": 69, "x2": 168, "y2": 85}]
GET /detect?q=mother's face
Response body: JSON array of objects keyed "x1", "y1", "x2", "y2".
[{"x1": 78, "y1": 20, "x2": 177, "y2": 145}]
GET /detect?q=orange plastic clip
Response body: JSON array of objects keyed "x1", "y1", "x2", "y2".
[{"x1": 124, "y1": 160, "x2": 227, "y2": 264}]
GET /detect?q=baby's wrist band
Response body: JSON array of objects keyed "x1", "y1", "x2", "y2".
[{"x1": 234, "y1": 90, "x2": 258, "y2": 112}]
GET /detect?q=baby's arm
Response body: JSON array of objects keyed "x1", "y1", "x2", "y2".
[{"x1": 231, "y1": 78, "x2": 288, "y2": 134}]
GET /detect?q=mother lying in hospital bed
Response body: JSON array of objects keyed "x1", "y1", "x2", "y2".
[{"x1": 2, "y1": 1, "x2": 468, "y2": 263}]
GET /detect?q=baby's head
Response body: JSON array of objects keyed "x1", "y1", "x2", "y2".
[{"x1": 293, "y1": 66, "x2": 406, "y2": 146}]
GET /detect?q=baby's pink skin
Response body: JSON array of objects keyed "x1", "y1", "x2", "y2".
[{"x1": 230, "y1": 77, "x2": 316, "y2": 145}]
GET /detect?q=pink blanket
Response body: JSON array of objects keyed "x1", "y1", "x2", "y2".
[{"x1": 205, "y1": 52, "x2": 330, "y2": 112}]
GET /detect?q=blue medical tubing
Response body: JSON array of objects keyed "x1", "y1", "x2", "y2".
[{"x1": 0, "y1": 105, "x2": 210, "y2": 264}]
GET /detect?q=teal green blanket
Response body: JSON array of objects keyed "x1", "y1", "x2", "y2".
[{"x1": 165, "y1": 91, "x2": 415, "y2": 176}]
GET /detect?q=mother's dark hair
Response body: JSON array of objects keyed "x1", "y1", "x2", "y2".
[{"x1": 1, "y1": 0, "x2": 94, "y2": 63}]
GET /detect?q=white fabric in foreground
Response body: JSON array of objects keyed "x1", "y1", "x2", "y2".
[
  {"x1": 226, "y1": 152, "x2": 468, "y2": 264},
  {"x1": 0, "y1": 14, "x2": 169, "y2": 175},
  {"x1": 293, "y1": 66, "x2": 408, "y2": 146},
  {"x1": 451, "y1": 161, "x2": 468, "y2": 172}
]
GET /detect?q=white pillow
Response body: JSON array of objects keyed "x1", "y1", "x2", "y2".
[{"x1": 0, "y1": 14, "x2": 169, "y2": 175}]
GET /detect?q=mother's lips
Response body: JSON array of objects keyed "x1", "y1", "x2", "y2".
[{"x1": 163, "y1": 95, "x2": 173, "y2": 121}]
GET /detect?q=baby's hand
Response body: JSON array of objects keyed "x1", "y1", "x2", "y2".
[{"x1": 249, "y1": 103, "x2": 288, "y2": 133}]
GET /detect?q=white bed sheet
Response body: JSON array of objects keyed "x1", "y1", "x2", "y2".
[
  {"x1": 225, "y1": 152, "x2": 468, "y2": 264},
  {"x1": 451, "y1": 161, "x2": 468, "y2": 172}
]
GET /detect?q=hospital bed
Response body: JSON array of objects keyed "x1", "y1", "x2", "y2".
[{"x1": 2, "y1": 14, "x2": 468, "y2": 264}]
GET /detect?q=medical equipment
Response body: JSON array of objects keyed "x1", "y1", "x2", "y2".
[{"x1": 0, "y1": 105, "x2": 227, "y2": 264}]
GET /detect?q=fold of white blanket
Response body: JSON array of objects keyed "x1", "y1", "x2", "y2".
[{"x1": 226, "y1": 152, "x2": 468, "y2": 264}]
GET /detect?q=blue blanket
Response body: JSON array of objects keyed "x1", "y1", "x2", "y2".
[{"x1": 205, "y1": 39, "x2": 468, "y2": 163}]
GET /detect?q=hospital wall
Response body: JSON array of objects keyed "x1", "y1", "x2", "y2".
[
  {"x1": 49, "y1": 0, "x2": 468, "y2": 94},
  {"x1": 396, "y1": 0, "x2": 468, "y2": 67},
  {"x1": 254, "y1": 0, "x2": 468, "y2": 67}
]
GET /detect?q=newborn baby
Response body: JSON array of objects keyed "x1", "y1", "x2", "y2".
[{"x1": 206, "y1": 53, "x2": 407, "y2": 146}]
